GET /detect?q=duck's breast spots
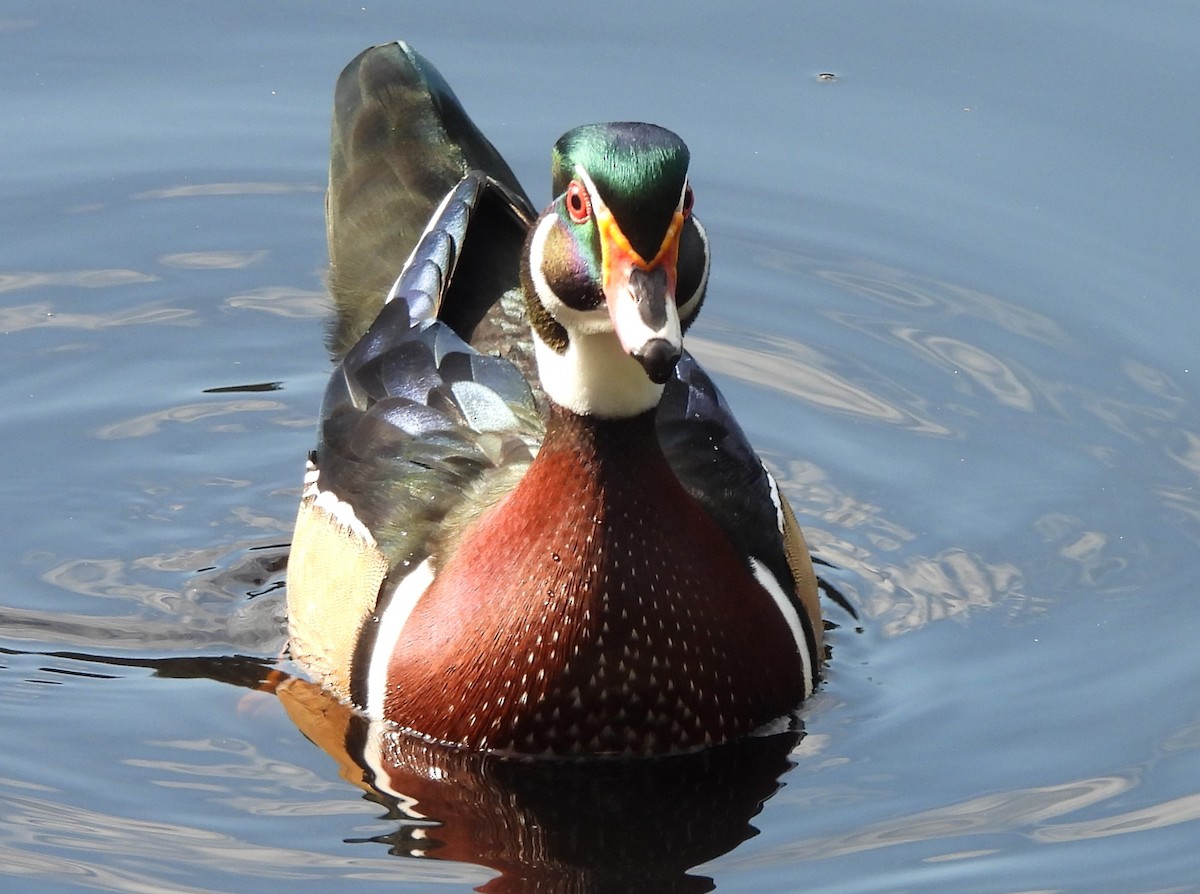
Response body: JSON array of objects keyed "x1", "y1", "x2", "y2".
[
  {"x1": 379, "y1": 446, "x2": 602, "y2": 749},
  {"x1": 378, "y1": 420, "x2": 806, "y2": 754}
]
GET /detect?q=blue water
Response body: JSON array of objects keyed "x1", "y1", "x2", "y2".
[{"x1": 3, "y1": 2, "x2": 1199, "y2": 892}]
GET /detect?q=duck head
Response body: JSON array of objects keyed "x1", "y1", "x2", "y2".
[{"x1": 521, "y1": 122, "x2": 710, "y2": 418}]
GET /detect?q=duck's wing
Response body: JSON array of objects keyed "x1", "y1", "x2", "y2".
[
  {"x1": 290, "y1": 173, "x2": 540, "y2": 703},
  {"x1": 319, "y1": 171, "x2": 541, "y2": 567},
  {"x1": 657, "y1": 354, "x2": 823, "y2": 662},
  {"x1": 326, "y1": 41, "x2": 534, "y2": 357}
]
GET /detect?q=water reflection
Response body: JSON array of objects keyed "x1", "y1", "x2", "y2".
[
  {"x1": 2, "y1": 632, "x2": 800, "y2": 893},
  {"x1": 223, "y1": 286, "x2": 329, "y2": 318},
  {"x1": 49, "y1": 524, "x2": 810, "y2": 890},
  {"x1": 721, "y1": 767, "x2": 1200, "y2": 867},
  {"x1": 279, "y1": 677, "x2": 801, "y2": 893},
  {"x1": 4, "y1": 538, "x2": 290, "y2": 653},
  {"x1": 16, "y1": 523, "x2": 813, "y2": 889},
  {"x1": 814, "y1": 265, "x2": 1072, "y2": 349},
  {"x1": 1033, "y1": 513, "x2": 1129, "y2": 587},
  {"x1": 11, "y1": 633, "x2": 1200, "y2": 891},
  {"x1": 768, "y1": 458, "x2": 1029, "y2": 636},
  {"x1": 0, "y1": 770, "x2": 450, "y2": 893},
  {"x1": 740, "y1": 775, "x2": 1136, "y2": 863},
  {"x1": 159, "y1": 250, "x2": 267, "y2": 270},
  {"x1": 898, "y1": 332, "x2": 1037, "y2": 411},
  {"x1": 0, "y1": 299, "x2": 191, "y2": 332},
  {"x1": 704, "y1": 235, "x2": 1200, "y2": 615}
]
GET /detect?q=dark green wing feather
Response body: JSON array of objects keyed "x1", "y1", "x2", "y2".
[{"x1": 326, "y1": 41, "x2": 532, "y2": 357}]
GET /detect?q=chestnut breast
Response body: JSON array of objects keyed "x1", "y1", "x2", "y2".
[{"x1": 382, "y1": 410, "x2": 806, "y2": 755}]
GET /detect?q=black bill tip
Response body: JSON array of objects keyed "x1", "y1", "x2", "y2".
[{"x1": 632, "y1": 338, "x2": 681, "y2": 385}]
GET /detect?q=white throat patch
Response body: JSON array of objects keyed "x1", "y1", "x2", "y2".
[{"x1": 532, "y1": 326, "x2": 665, "y2": 418}]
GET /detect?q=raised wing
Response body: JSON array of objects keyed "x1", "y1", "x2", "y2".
[
  {"x1": 316, "y1": 173, "x2": 540, "y2": 575},
  {"x1": 326, "y1": 41, "x2": 534, "y2": 356}
]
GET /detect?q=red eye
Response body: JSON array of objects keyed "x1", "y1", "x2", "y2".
[
  {"x1": 681, "y1": 184, "x2": 695, "y2": 217},
  {"x1": 566, "y1": 180, "x2": 591, "y2": 223}
]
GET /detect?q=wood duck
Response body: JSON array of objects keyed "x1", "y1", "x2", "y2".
[{"x1": 288, "y1": 42, "x2": 823, "y2": 757}]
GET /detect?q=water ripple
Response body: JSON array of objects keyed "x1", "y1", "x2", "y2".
[
  {"x1": 816, "y1": 266, "x2": 1073, "y2": 349},
  {"x1": 4, "y1": 538, "x2": 291, "y2": 653},
  {"x1": 770, "y1": 458, "x2": 1030, "y2": 634},
  {"x1": 159, "y1": 251, "x2": 268, "y2": 270},
  {"x1": 0, "y1": 301, "x2": 192, "y2": 332},
  {"x1": 691, "y1": 334, "x2": 953, "y2": 435},
  {"x1": 95, "y1": 399, "x2": 287, "y2": 440},
  {"x1": 0, "y1": 268, "x2": 158, "y2": 294},
  {"x1": 133, "y1": 182, "x2": 324, "y2": 200},
  {"x1": 726, "y1": 775, "x2": 1135, "y2": 864},
  {"x1": 0, "y1": 782, "x2": 485, "y2": 891},
  {"x1": 224, "y1": 286, "x2": 330, "y2": 318},
  {"x1": 1032, "y1": 790, "x2": 1200, "y2": 844}
]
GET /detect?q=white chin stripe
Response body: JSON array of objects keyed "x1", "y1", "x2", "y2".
[
  {"x1": 365, "y1": 558, "x2": 436, "y2": 720},
  {"x1": 528, "y1": 214, "x2": 669, "y2": 419},
  {"x1": 750, "y1": 558, "x2": 815, "y2": 697},
  {"x1": 527, "y1": 214, "x2": 612, "y2": 336}
]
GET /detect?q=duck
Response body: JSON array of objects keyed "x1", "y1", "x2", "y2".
[{"x1": 287, "y1": 41, "x2": 823, "y2": 757}]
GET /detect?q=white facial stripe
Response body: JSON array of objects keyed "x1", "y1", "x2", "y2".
[
  {"x1": 365, "y1": 558, "x2": 436, "y2": 719},
  {"x1": 750, "y1": 557, "x2": 815, "y2": 697},
  {"x1": 531, "y1": 169, "x2": 692, "y2": 417},
  {"x1": 528, "y1": 213, "x2": 613, "y2": 336},
  {"x1": 574, "y1": 166, "x2": 608, "y2": 218},
  {"x1": 577, "y1": 165, "x2": 690, "y2": 234},
  {"x1": 676, "y1": 215, "x2": 710, "y2": 324},
  {"x1": 676, "y1": 178, "x2": 690, "y2": 214}
]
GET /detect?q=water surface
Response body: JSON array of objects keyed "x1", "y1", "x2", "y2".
[{"x1": 3, "y1": 2, "x2": 1199, "y2": 892}]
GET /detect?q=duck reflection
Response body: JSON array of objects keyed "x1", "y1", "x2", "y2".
[
  {"x1": 0, "y1": 644, "x2": 802, "y2": 892},
  {"x1": 276, "y1": 674, "x2": 800, "y2": 893}
]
